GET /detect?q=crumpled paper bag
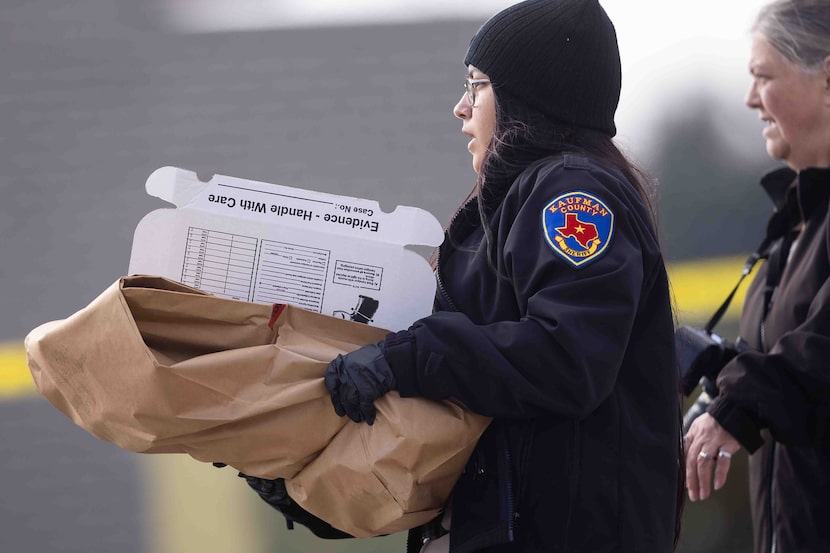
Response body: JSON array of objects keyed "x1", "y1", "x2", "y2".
[{"x1": 25, "y1": 275, "x2": 491, "y2": 537}]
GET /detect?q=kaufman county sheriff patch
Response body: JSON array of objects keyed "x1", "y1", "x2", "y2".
[{"x1": 542, "y1": 190, "x2": 614, "y2": 267}]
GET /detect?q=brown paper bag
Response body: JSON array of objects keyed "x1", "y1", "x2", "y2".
[{"x1": 25, "y1": 275, "x2": 491, "y2": 537}]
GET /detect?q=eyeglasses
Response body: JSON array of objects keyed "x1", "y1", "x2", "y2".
[{"x1": 463, "y1": 78, "x2": 491, "y2": 107}]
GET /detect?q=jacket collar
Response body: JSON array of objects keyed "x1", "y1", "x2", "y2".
[{"x1": 761, "y1": 165, "x2": 830, "y2": 222}]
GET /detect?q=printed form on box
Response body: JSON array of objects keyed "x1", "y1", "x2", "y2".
[{"x1": 128, "y1": 167, "x2": 444, "y2": 332}]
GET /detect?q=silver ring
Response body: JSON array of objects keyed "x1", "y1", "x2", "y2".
[
  {"x1": 698, "y1": 451, "x2": 712, "y2": 460},
  {"x1": 718, "y1": 450, "x2": 733, "y2": 459}
]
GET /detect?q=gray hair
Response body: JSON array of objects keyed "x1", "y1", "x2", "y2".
[{"x1": 754, "y1": 0, "x2": 830, "y2": 72}]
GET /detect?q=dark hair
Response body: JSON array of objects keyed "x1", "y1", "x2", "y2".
[
  {"x1": 466, "y1": 86, "x2": 659, "y2": 276},
  {"x1": 444, "y1": 87, "x2": 684, "y2": 549}
]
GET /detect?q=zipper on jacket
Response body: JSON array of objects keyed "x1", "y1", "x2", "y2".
[
  {"x1": 767, "y1": 441, "x2": 777, "y2": 553},
  {"x1": 504, "y1": 446, "x2": 515, "y2": 542},
  {"x1": 435, "y1": 259, "x2": 459, "y2": 313},
  {"x1": 434, "y1": 196, "x2": 477, "y2": 314},
  {"x1": 759, "y1": 236, "x2": 786, "y2": 553},
  {"x1": 758, "y1": 318, "x2": 777, "y2": 553},
  {"x1": 561, "y1": 420, "x2": 581, "y2": 550},
  {"x1": 495, "y1": 424, "x2": 517, "y2": 543}
]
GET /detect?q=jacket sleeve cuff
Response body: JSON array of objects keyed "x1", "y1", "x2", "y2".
[
  {"x1": 383, "y1": 330, "x2": 419, "y2": 397},
  {"x1": 707, "y1": 397, "x2": 765, "y2": 453}
]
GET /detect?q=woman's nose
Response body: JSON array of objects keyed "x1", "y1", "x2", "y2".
[
  {"x1": 745, "y1": 81, "x2": 760, "y2": 109},
  {"x1": 453, "y1": 94, "x2": 470, "y2": 120}
]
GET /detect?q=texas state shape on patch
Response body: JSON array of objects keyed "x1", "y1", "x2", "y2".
[{"x1": 542, "y1": 190, "x2": 614, "y2": 267}]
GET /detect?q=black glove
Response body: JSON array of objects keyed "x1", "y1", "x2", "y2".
[
  {"x1": 239, "y1": 474, "x2": 354, "y2": 539},
  {"x1": 324, "y1": 342, "x2": 396, "y2": 425}
]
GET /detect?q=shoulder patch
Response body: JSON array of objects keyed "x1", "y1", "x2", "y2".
[{"x1": 541, "y1": 190, "x2": 614, "y2": 267}]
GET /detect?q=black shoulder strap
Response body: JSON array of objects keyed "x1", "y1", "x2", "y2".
[
  {"x1": 702, "y1": 236, "x2": 776, "y2": 334},
  {"x1": 703, "y1": 192, "x2": 800, "y2": 334}
]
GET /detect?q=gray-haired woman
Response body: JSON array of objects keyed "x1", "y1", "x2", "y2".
[{"x1": 684, "y1": 1, "x2": 830, "y2": 552}]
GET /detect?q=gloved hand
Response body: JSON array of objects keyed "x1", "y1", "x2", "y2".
[
  {"x1": 238, "y1": 474, "x2": 353, "y2": 539},
  {"x1": 324, "y1": 342, "x2": 396, "y2": 425}
]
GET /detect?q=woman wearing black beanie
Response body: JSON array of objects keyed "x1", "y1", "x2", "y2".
[{"x1": 324, "y1": 1, "x2": 684, "y2": 551}]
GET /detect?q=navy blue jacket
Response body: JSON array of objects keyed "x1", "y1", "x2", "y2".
[{"x1": 385, "y1": 154, "x2": 680, "y2": 552}]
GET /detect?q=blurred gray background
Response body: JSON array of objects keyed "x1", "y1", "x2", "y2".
[{"x1": 1, "y1": 1, "x2": 779, "y2": 552}]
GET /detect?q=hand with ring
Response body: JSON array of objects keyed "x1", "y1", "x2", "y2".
[{"x1": 683, "y1": 413, "x2": 741, "y2": 501}]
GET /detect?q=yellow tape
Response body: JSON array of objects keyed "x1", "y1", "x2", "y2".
[
  {"x1": 0, "y1": 342, "x2": 34, "y2": 400},
  {"x1": 667, "y1": 254, "x2": 757, "y2": 325},
  {"x1": 0, "y1": 254, "x2": 758, "y2": 401}
]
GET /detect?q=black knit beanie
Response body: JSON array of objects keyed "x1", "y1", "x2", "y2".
[{"x1": 465, "y1": 0, "x2": 621, "y2": 136}]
